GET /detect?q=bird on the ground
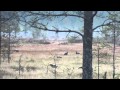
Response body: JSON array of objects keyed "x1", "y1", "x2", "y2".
[
  {"x1": 57, "y1": 56, "x2": 62, "y2": 58},
  {"x1": 78, "y1": 67, "x2": 82, "y2": 69},
  {"x1": 14, "y1": 50, "x2": 19, "y2": 52},
  {"x1": 76, "y1": 51, "x2": 80, "y2": 55},
  {"x1": 49, "y1": 64, "x2": 58, "y2": 68},
  {"x1": 64, "y1": 51, "x2": 68, "y2": 55}
]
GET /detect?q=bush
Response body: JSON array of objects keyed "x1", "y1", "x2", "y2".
[
  {"x1": 38, "y1": 40, "x2": 50, "y2": 44},
  {"x1": 67, "y1": 36, "x2": 82, "y2": 43}
]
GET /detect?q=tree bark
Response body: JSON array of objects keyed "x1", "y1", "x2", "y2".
[
  {"x1": 0, "y1": 11, "x2": 1, "y2": 65},
  {"x1": 82, "y1": 11, "x2": 93, "y2": 79}
]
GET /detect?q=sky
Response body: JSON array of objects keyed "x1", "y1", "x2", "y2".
[{"x1": 18, "y1": 12, "x2": 108, "y2": 40}]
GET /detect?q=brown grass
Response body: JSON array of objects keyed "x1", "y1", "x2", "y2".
[{"x1": 0, "y1": 43, "x2": 120, "y2": 79}]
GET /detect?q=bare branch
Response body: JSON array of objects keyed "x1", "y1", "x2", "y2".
[
  {"x1": 107, "y1": 11, "x2": 120, "y2": 22},
  {"x1": 92, "y1": 11, "x2": 98, "y2": 18},
  {"x1": 28, "y1": 11, "x2": 84, "y2": 19},
  {"x1": 35, "y1": 26, "x2": 84, "y2": 37},
  {"x1": 1, "y1": 14, "x2": 16, "y2": 24},
  {"x1": 66, "y1": 32, "x2": 70, "y2": 38},
  {"x1": 107, "y1": 11, "x2": 112, "y2": 15},
  {"x1": 112, "y1": 20, "x2": 120, "y2": 23},
  {"x1": 19, "y1": 18, "x2": 84, "y2": 37},
  {"x1": 93, "y1": 18, "x2": 113, "y2": 31},
  {"x1": 93, "y1": 22, "x2": 112, "y2": 31},
  {"x1": 93, "y1": 17, "x2": 120, "y2": 31}
]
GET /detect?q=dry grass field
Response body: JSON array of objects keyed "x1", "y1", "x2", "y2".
[{"x1": 0, "y1": 43, "x2": 120, "y2": 79}]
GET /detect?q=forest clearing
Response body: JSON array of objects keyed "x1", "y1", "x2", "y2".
[
  {"x1": 1, "y1": 11, "x2": 120, "y2": 79},
  {"x1": 0, "y1": 43, "x2": 120, "y2": 79}
]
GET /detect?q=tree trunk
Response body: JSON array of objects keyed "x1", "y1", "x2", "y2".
[
  {"x1": 82, "y1": 11, "x2": 93, "y2": 79},
  {"x1": 0, "y1": 11, "x2": 1, "y2": 65},
  {"x1": 8, "y1": 28, "x2": 11, "y2": 63}
]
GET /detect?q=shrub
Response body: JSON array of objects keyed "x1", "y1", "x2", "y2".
[{"x1": 67, "y1": 36, "x2": 82, "y2": 43}]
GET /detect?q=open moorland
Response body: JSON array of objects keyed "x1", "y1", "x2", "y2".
[{"x1": 0, "y1": 43, "x2": 120, "y2": 79}]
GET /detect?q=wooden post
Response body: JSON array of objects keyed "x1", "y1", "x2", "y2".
[
  {"x1": 97, "y1": 36, "x2": 100, "y2": 79},
  {"x1": 54, "y1": 56, "x2": 57, "y2": 79},
  {"x1": 19, "y1": 55, "x2": 22, "y2": 76},
  {"x1": 8, "y1": 27, "x2": 11, "y2": 63},
  {"x1": 113, "y1": 24, "x2": 116, "y2": 79}
]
